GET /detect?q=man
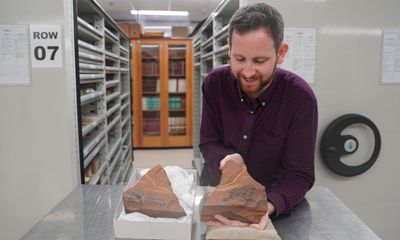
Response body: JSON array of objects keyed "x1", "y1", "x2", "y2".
[{"x1": 199, "y1": 3, "x2": 318, "y2": 229}]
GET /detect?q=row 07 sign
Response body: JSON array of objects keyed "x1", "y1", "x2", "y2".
[{"x1": 30, "y1": 25, "x2": 62, "y2": 68}]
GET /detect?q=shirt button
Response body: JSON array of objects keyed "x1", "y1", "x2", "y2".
[
  {"x1": 262, "y1": 102, "x2": 266, "y2": 106},
  {"x1": 249, "y1": 110, "x2": 254, "y2": 114},
  {"x1": 243, "y1": 135, "x2": 248, "y2": 139},
  {"x1": 240, "y1": 98, "x2": 244, "y2": 102}
]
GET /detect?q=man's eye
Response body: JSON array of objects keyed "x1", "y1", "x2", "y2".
[
  {"x1": 254, "y1": 59, "x2": 267, "y2": 64},
  {"x1": 236, "y1": 58, "x2": 245, "y2": 62}
]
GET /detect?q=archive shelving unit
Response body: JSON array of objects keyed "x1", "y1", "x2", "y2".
[
  {"x1": 74, "y1": 0, "x2": 133, "y2": 185},
  {"x1": 192, "y1": 0, "x2": 241, "y2": 173}
]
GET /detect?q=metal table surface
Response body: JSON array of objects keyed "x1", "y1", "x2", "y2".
[{"x1": 21, "y1": 185, "x2": 380, "y2": 240}]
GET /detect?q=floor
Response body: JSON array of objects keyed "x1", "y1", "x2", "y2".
[{"x1": 132, "y1": 148, "x2": 194, "y2": 169}]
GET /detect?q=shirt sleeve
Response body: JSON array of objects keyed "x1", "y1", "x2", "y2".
[
  {"x1": 267, "y1": 93, "x2": 318, "y2": 216},
  {"x1": 199, "y1": 74, "x2": 236, "y2": 185}
]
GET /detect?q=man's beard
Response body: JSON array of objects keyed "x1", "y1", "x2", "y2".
[{"x1": 233, "y1": 63, "x2": 278, "y2": 98}]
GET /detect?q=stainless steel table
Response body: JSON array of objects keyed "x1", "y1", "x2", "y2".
[{"x1": 21, "y1": 186, "x2": 380, "y2": 240}]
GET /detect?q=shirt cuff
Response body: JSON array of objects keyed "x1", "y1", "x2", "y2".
[{"x1": 267, "y1": 191, "x2": 290, "y2": 217}]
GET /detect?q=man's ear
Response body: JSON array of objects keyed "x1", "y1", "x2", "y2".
[{"x1": 277, "y1": 43, "x2": 288, "y2": 64}]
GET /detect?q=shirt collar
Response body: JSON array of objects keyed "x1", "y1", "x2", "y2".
[{"x1": 232, "y1": 67, "x2": 280, "y2": 107}]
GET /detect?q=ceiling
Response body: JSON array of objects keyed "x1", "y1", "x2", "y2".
[{"x1": 96, "y1": 0, "x2": 223, "y2": 23}]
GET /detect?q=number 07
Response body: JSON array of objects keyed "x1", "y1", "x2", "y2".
[{"x1": 34, "y1": 46, "x2": 59, "y2": 61}]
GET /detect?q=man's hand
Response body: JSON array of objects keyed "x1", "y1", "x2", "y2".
[
  {"x1": 206, "y1": 210, "x2": 270, "y2": 230},
  {"x1": 220, "y1": 153, "x2": 246, "y2": 170}
]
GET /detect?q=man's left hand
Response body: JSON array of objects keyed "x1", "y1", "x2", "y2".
[{"x1": 206, "y1": 211, "x2": 270, "y2": 230}]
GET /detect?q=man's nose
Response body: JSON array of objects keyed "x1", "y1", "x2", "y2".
[{"x1": 242, "y1": 63, "x2": 255, "y2": 78}]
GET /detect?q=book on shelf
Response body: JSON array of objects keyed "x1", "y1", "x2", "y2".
[
  {"x1": 169, "y1": 60, "x2": 185, "y2": 76},
  {"x1": 177, "y1": 78, "x2": 186, "y2": 92},
  {"x1": 142, "y1": 96, "x2": 160, "y2": 110},
  {"x1": 168, "y1": 78, "x2": 186, "y2": 93},
  {"x1": 142, "y1": 62, "x2": 159, "y2": 76},
  {"x1": 169, "y1": 78, "x2": 177, "y2": 92},
  {"x1": 168, "y1": 116, "x2": 186, "y2": 135},
  {"x1": 143, "y1": 78, "x2": 160, "y2": 92},
  {"x1": 143, "y1": 118, "x2": 160, "y2": 134}
]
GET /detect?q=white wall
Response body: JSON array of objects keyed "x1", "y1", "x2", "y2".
[
  {"x1": 0, "y1": 0, "x2": 79, "y2": 239},
  {"x1": 246, "y1": 0, "x2": 400, "y2": 239}
]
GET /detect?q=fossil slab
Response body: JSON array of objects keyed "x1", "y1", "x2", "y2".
[
  {"x1": 123, "y1": 164, "x2": 186, "y2": 218},
  {"x1": 201, "y1": 161, "x2": 268, "y2": 223}
]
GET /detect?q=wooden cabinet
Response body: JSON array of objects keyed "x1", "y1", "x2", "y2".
[{"x1": 132, "y1": 38, "x2": 193, "y2": 148}]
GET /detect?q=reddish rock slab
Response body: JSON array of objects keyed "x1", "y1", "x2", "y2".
[
  {"x1": 123, "y1": 164, "x2": 186, "y2": 218},
  {"x1": 201, "y1": 161, "x2": 268, "y2": 223}
]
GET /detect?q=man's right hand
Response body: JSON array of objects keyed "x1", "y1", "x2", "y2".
[{"x1": 220, "y1": 153, "x2": 246, "y2": 170}]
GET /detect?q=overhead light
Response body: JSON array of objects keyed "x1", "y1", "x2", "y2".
[{"x1": 130, "y1": 10, "x2": 189, "y2": 16}]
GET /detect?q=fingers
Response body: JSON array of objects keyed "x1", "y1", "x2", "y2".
[
  {"x1": 206, "y1": 220, "x2": 223, "y2": 227},
  {"x1": 219, "y1": 153, "x2": 246, "y2": 170},
  {"x1": 214, "y1": 215, "x2": 249, "y2": 227},
  {"x1": 249, "y1": 212, "x2": 269, "y2": 230},
  {"x1": 219, "y1": 158, "x2": 227, "y2": 169}
]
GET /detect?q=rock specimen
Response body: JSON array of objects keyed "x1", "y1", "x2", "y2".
[
  {"x1": 123, "y1": 164, "x2": 186, "y2": 218},
  {"x1": 201, "y1": 161, "x2": 268, "y2": 223}
]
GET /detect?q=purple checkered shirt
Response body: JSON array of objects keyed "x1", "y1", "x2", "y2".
[{"x1": 199, "y1": 65, "x2": 318, "y2": 216}]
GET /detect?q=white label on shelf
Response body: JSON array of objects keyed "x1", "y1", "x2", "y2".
[
  {"x1": 0, "y1": 25, "x2": 30, "y2": 85},
  {"x1": 29, "y1": 25, "x2": 63, "y2": 68},
  {"x1": 382, "y1": 29, "x2": 400, "y2": 84}
]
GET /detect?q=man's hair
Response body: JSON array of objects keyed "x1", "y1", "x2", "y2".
[{"x1": 228, "y1": 3, "x2": 284, "y2": 51}]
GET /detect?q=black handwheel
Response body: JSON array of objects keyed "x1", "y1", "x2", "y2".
[{"x1": 320, "y1": 114, "x2": 381, "y2": 176}]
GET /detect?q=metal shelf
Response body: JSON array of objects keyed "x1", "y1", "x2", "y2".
[
  {"x1": 79, "y1": 51, "x2": 103, "y2": 62},
  {"x1": 201, "y1": 51, "x2": 213, "y2": 61},
  {"x1": 105, "y1": 79, "x2": 120, "y2": 88},
  {"x1": 80, "y1": 73, "x2": 104, "y2": 80},
  {"x1": 201, "y1": 37, "x2": 213, "y2": 49},
  {"x1": 112, "y1": 151, "x2": 131, "y2": 185},
  {"x1": 76, "y1": 2, "x2": 133, "y2": 186},
  {"x1": 122, "y1": 130, "x2": 129, "y2": 144},
  {"x1": 121, "y1": 116, "x2": 129, "y2": 128},
  {"x1": 119, "y1": 57, "x2": 129, "y2": 63},
  {"x1": 121, "y1": 145, "x2": 129, "y2": 161},
  {"x1": 120, "y1": 92, "x2": 129, "y2": 100},
  {"x1": 121, "y1": 102, "x2": 129, "y2": 112},
  {"x1": 107, "y1": 138, "x2": 122, "y2": 161},
  {"x1": 82, "y1": 115, "x2": 105, "y2": 137},
  {"x1": 109, "y1": 148, "x2": 122, "y2": 175},
  {"x1": 105, "y1": 50, "x2": 119, "y2": 61},
  {"x1": 107, "y1": 115, "x2": 121, "y2": 132},
  {"x1": 100, "y1": 176, "x2": 109, "y2": 184},
  {"x1": 80, "y1": 74, "x2": 104, "y2": 84},
  {"x1": 88, "y1": 159, "x2": 108, "y2": 185},
  {"x1": 77, "y1": 17, "x2": 102, "y2": 41},
  {"x1": 78, "y1": 40, "x2": 104, "y2": 54},
  {"x1": 107, "y1": 103, "x2": 121, "y2": 117},
  {"x1": 83, "y1": 137, "x2": 106, "y2": 168},
  {"x1": 122, "y1": 152, "x2": 133, "y2": 182},
  {"x1": 110, "y1": 163, "x2": 123, "y2": 185},
  {"x1": 105, "y1": 66, "x2": 119, "y2": 72},
  {"x1": 194, "y1": 52, "x2": 201, "y2": 58},
  {"x1": 79, "y1": 63, "x2": 104, "y2": 70},
  {"x1": 215, "y1": 45, "x2": 229, "y2": 56},
  {"x1": 194, "y1": 39, "x2": 201, "y2": 50},
  {"x1": 106, "y1": 92, "x2": 120, "y2": 102},
  {"x1": 80, "y1": 91, "x2": 104, "y2": 106},
  {"x1": 214, "y1": 25, "x2": 229, "y2": 42},
  {"x1": 105, "y1": 27, "x2": 118, "y2": 43},
  {"x1": 83, "y1": 131, "x2": 106, "y2": 158},
  {"x1": 120, "y1": 46, "x2": 128, "y2": 54}
]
